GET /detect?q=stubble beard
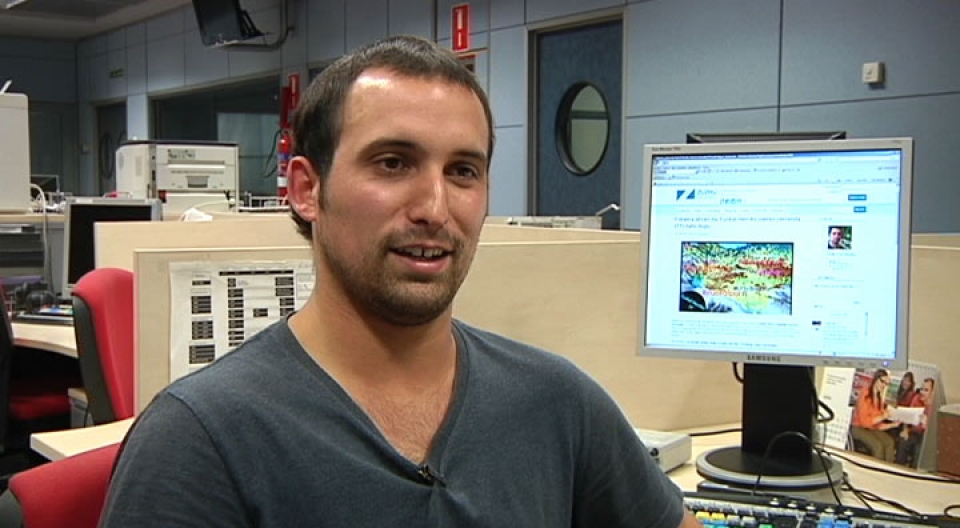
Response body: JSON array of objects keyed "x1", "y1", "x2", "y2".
[{"x1": 318, "y1": 230, "x2": 473, "y2": 327}]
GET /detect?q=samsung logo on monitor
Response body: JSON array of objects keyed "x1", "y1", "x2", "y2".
[{"x1": 746, "y1": 354, "x2": 781, "y2": 363}]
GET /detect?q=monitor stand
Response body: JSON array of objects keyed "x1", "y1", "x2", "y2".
[{"x1": 696, "y1": 364, "x2": 844, "y2": 490}]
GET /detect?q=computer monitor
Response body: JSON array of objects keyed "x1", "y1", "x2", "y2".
[
  {"x1": 685, "y1": 131, "x2": 847, "y2": 144},
  {"x1": 191, "y1": 0, "x2": 263, "y2": 46},
  {"x1": 61, "y1": 198, "x2": 161, "y2": 297},
  {"x1": 638, "y1": 137, "x2": 913, "y2": 490}
]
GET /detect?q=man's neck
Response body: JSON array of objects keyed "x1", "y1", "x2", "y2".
[{"x1": 288, "y1": 290, "x2": 457, "y2": 388}]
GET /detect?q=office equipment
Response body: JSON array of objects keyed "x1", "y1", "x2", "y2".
[
  {"x1": 115, "y1": 141, "x2": 238, "y2": 217},
  {"x1": 192, "y1": 0, "x2": 263, "y2": 46},
  {"x1": 686, "y1": 131, "x2": 847, "y2": 143},
  {"x1": 0, "y1": 225, "x2": 44, "y2": 280},
  {"x1": 61, "y1": 197, "x2": 161, "y2": 297},
  {"x1": 638, "y1": 138, "x2": 914, "y2": 490},
  {"x1": 683, "y1": 491, "x2": 938, "y2": 528},
  {"x1": 72, "y1": 268, "x2": 136, "y2": 424},
  {"x1": 8, "y1": 442, "x2": 121, "y2": 528},
  {"x1": 503, "y1": 215, "x2": 603, "y2": 229},
  {"x1": 635, "y1": 428, "x2": 692, "y2": 473},
  {"x1": 0, "y1": 93, "x2": 30, "y2": 214}
]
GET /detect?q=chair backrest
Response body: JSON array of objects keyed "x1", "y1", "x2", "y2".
[
  {"x1": 72, "y1": 268, "x2": 135, "y2": 423},
  {"x1": 0, "y1": 289, "x2": 13, "y2": 442},
  {"x1": 9, "y1": 442, "x2": 121, "y2": 528}
]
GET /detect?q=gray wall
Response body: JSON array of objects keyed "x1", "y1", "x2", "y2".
[
  {"x1": 0, "y1": 37, "x2": 79, "y2": 193},
  {"x1": 9, "y1": 0, "x2": 960, "y2": 231}
]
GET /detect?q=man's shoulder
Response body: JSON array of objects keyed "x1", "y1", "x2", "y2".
[{"x1": 163, "y1": 320, "x2": 302, "y2": 402}]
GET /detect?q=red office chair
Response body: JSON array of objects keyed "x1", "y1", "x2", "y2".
[
  {"x1": 71, "y1": 268, "x2": 135, "y2": 424},
  {"x1": 0, "y1": 289, "x2": 78, "y2": 463},
  {"x1": 8, "y1": 442, "x2": 121, "y2": 528}
]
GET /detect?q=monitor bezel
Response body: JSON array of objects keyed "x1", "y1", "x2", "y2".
[
  {"x1": 61, "y1": 197, "x2": 162, "y2": 297},
  {"x1": 637, "y1": 137, "x2": 913, "y2": 370}
]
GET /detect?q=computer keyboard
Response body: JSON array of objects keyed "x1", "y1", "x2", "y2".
[{"x1": 685, "y1": 491, "x2": 939, "y2": 528}]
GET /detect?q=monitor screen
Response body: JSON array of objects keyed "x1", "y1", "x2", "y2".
[
  {"x1": 61, "y1": 198, "x2": 161, "y2": 297},
  {"x1": 192, "y1": 0, "x2": 261, "y2": 46},
  {"x1": 638, "y1": 138, "x2": 914, "y2": 490}
]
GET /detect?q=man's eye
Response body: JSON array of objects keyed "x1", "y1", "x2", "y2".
[
  {"x1": 452, "y1": 165, "x2": 479, "y2": 180},
  {"x1": 378, "y1": 157, "x2": 406, "y2": 172}
]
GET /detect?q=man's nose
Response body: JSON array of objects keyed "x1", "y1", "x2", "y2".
[{"x1": 407, "y1": 168, "x2": 450, "y2": 229}]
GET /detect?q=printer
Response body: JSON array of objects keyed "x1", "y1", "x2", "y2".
[
  {"x1": 0, "y1": 92, "x2": 31, "y2": 213},
  {"x1": 116, "y1": 141, "x2": 239, "y2": 217}
]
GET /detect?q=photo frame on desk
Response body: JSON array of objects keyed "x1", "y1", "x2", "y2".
[{"x1": 819, "y1": 360, "x2": 945, "y2": 471}]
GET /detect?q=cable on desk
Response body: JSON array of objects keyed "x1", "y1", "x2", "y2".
[
  {"x1": 943, "y1": 504, "x2": 960, "y2": 519},
  {"x1": 841, "y1": 478, "x2": 922, "y2": 518},
  {"x1": 825, "y1": 448, "x2": 960, "y2": 484},
  {"x1": 751, "y1": 430, "x2": 844, "y2": 507},
  {"x1": 688, "y1": 427, "x2": 742, "y2": 438},
  {"x1": 841, "y1": 472, "x2": 876, "y2": 512}
]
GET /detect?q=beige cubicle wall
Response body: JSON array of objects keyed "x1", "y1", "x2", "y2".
[
  {"x1": 98, "y1": 217, "x2": 635, "y2": 271},
  {"x1": 96, "y1": 215, "x2": 302, "y2": 270},
  {"x1": 911, "y1": 233, "x2": 960, "y2": 248},
  {"x1": 134, "y1": 246, "x2": 312, "y2": 413},
  {"x1": 907, "y1": 245, "x2": 960, "y2": 404},
  {"x1": 133, "y1": 240, "x2": 743, "y2": 432},
  {"x1": 125, "y1": 219, "x2": 959, "y2": 433}
]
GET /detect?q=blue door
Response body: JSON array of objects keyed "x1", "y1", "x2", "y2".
[{"x1": 535, "y1": 20, "x2": 623, "y2": 229}]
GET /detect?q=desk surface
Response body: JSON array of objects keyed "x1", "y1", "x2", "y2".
[
  {"x1": 30, "y1": 418, "x2": 132, "y2": 461},
  {"x1": 11, "y1": 321, "x2": 77, "y2": 358},
  {"x1": 31, "y1": 422, "x2": 958, "y2": 515},
  {"x1": 675, "y1": 430, "x2": 957, "y2": 516}
]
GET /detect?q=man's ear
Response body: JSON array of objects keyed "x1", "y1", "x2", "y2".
[{"x1": 287, "y1": 155, "x2": 322, "y2": 220}]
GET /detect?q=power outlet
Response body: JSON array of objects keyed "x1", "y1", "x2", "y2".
[{"x1": 862, "y1": 61, "x2": 885, "y2": 84}]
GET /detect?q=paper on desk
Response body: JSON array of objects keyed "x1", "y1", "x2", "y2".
[{"x1": 168, "y1": 259, "x2": 314, "y2": 383}]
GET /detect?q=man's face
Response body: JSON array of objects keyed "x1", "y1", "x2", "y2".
[
  {"x1": 304, "y1": 69, "x2": 489, "y2": 326},
  {"x1": 830, "y1": 228, "x2": 843, "y2": 245}
]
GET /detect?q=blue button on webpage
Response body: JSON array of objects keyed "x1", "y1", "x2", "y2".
[
  {"x1": 853, "y1": 206, "x2": 867, "y2": 213},
  {"x1": 848, "y1": 194, "x2": 867, "y2": 201}
]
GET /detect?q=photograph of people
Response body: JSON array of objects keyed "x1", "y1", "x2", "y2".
[
  {"x1": 851, "y1": 369, "x2": 900, "y2": 462},
  {"x1": 895, "y1": 377, "x2": 936, "y2": 466},
  {"x1": 827, "y1": 225, "x2": 851, "y2": 250},
  {"x1": 97, "y1": 36, "x2": 699, "y2": 528},
  {"x1": 896, "y1": 371, "x2": 920, "y2": 407}
]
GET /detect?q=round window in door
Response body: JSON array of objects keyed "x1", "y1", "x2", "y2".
[{"x1": 555, "y1": 82, "x2": 610, "y2": 176}]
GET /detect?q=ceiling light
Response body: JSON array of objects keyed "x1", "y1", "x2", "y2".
[{"x1": 4, "y1": 0, "x2": 30, "y2": 9}]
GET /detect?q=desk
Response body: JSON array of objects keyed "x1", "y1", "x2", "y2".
[
  {"x1": 30, "y1": 418, "x2": 133, "y2": 461},
  {"x1": 671, "y1": 430, "x2": 958, "y2": 516},
  {"x1": 11, "y1": 321, "x2": 77, "y2": 358},
  {"x1": 29, "y1": 420, "x2": 958, "y2": 515}
]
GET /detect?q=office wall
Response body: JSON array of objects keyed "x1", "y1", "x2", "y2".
[
  {"x1": 0, "y1": 37, "x2": 79, "y2": 193},
  {"x1": 61, "y1": 0, "x2": 960, "y2": 231}
]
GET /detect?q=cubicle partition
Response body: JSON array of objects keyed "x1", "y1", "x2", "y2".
[
  {"x1": 109, "y1": 217, "x2": 958, "y2": 432},
  {"x1": 908, "y1": 245, "x2": 960, "y2": 404},
  {"x1": 98, "y1": 218, "x2": 637, "y2": 270},
  {"x1": 131, "y1": 239, "x2": 745, "y2": 432}
]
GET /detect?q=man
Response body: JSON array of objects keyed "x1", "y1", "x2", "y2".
[
  {"x1": 100, "y1": 35, "x2": 697, "y2": 528},
  {"x1": 828, "y1": 226, "x2": 849, "y2": 249}
]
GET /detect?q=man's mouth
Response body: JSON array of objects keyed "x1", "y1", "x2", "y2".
[{"x1": 392, "y1": 247, "x2": 451, "y2": 261}]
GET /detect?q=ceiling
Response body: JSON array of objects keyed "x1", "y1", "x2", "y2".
[{"x1": 0, "y1": 0, "x2": 191, "y2": 40}]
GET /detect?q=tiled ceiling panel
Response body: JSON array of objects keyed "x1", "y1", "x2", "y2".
[{"x1": 5, "y1": 0, "x2": 152, "y2": 19}]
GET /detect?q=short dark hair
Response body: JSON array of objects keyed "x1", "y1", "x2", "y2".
[{"x1": 289, "y1": 35, "x2": 495, "y2": 240}]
